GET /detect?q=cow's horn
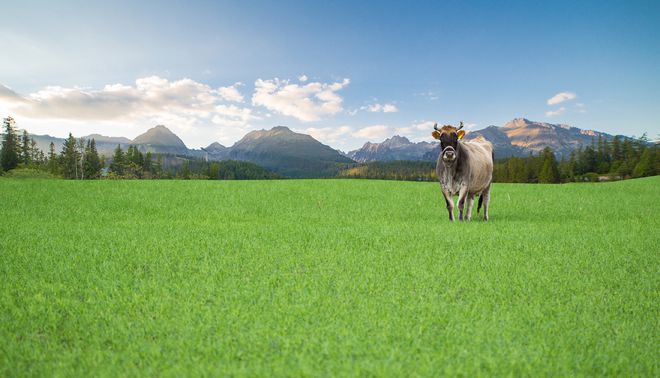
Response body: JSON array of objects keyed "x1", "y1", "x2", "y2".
[
  {"x1": 458, "y1": 121, "x2": 464, "y2": 130},
  {"x1": 433, "y1": 123, "x2": 439, "y2": 131}
]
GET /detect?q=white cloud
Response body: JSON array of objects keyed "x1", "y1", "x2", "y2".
[
  {"x1": 0, "y1": 77, "x2": 258, "y2": 147},
  {"x1": 296, "y1": 125, "x2": 353, "y2": 143},
  {"x1": 547, "y1": 92, "x2": 577, "y2": 105},
  {"x1": 298, "y1": 74, "x2": 308, "y2": 82},
  {"x1": 361, "y1": 102, "x2": 398, "y2": 113},
  {"x1": 0, "y1": 76, "x2": 255, "y2": 126},
  {"x1": 382, "y1": 104, "x2": 398, "y2": 113},
  {"x1": 212, "y1": 104, "x2": 258, "y2": 128},
  {"x1": 395, "y1": 121, "x2": 434, "y2": 136},
  {"x1": 0, "y1": 84, "x2": 26, "y2": 104},
  {"x1": 251, "y1": 77, "x2": 350, "y2": 122},
  {"x1": 545, "y1": 107, "x2": 566, "y2": 117},
  {"x1": 352, "y1": 125, "x2": 390, "y2": 140},
  {"x1": 217, "y1": 82, "x2": 244, "y2": 103}
]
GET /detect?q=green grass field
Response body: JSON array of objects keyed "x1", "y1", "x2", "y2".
[{"x1": 1, "y1": 177, "x2": 658, "y2": 376}]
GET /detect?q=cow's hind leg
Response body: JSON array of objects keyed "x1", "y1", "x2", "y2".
[
  {"x1": 466, "y1": 194, "x2": 475, "y2": 220},
  {"x1": 482, "y1": 184, "x2": 491, "y2": 221}
]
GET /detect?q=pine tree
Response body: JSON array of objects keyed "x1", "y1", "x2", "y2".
[
  {"x1": 77, "y1": 138, "x2": 86, "y2": 179},
  {"x1": 144, "y1": 151, "x2": 153, "y2": 178},
  {"x1": 47, "y1": 142, "x2": 59, "y2": 175},
  {"x1": 109, "y1": 144, "x2": 125, "y2": 176},
  {"x1": 60, "y1": 133, "x2": 79, "y2": 179},
  {"x1": 632, "y1": 143, "x2": 656, "y2": 178},
  {"x1": 538, "y1": 147, "x2": 560, "y2": 183},
  {"x1": 30, "y1": 138, "x2": 40, "y2": 166},
  {"x1": 1, "y1": 116, "x2": 20, "y2": 171},
  {"x1": 124, "y1": 146, "x2": 144, "y2": 178},
  {"x1": 209, "y1": 162, "x2": 220, "y2": 179},
  {"x1": 581, "y1": 145, "x2": 597, "y2": 173},
  {"x1": 559, "y1": 153, "x2": 575, "y2": 182},
  {"x1": 155, "y1": 154, "x2": 163, "y2": 178},
  {"x1": 178, "y1": 159, "x2": 190, "y2": 179},
  {"x1": 506, "y1": 157, "x2": 526, "y2": 183},
  {"x1": 83, "y1": 139, "x2": 102, "y2": 179},
  {"x1": 20, "y1": 129, "x2": 31, "y2": 166}
]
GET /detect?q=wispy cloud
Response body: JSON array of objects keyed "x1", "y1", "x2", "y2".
[
  {"x1": 394, "y1": 121, "x2": 434, "y2": 136},
  {"x1": 547, "y1": 91, "x2": 577, "y2": 105},
  {"x1": 217, "y1": 82, "x2": 244, "y2": 103},
  {"x1": 0, "y1": 84, "x2": 27, "y2": 105},
  {"x1": 545, "y1": 107, "x2": 566, "y2": 117},
  {"x1": 352, "y1": 125, "x2": 390, "y2": 139},
  {"x1": 415, "y1": 91, "x2": 439, "y2": 101},
  {"x1": 251, "y1": 77, "x2": 350, "y2": 122},
  {"x1": 361, "y1": 103, "x2": 398, "y2": 113},
  {"x1": 0, "y1": 76, "x2": 257, "y2": 128},
  {"x1": 298, "y1": 74, "x2": 308, "y2": 82},
  {"x1": 393, "y1": 120, "x2": 477, "y2": 142},
  {"x1": 296, "y1": 125, "x2": 353, "y2": 143}
]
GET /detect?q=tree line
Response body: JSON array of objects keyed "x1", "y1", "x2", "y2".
[
  {"x1": 1, "y1": 116, "x2": 280, "y2": 180},
  {"x1": 338, "y1": 160, "x2": 436, "y2": 181},
  {"x1": 3, "y1": 116, "x2": 657, "y2": 182},
  {"x1": 1, "y1": 116, "x2": 104, "y2": 179},
  {"x1": 494, "y1": 135, "x2": 658, "y2": 183},
  {"x1": 339, "y1": 135, "x2": 658, "y2": 183}
]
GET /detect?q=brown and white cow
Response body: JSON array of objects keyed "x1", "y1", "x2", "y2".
[{"x1": 432, "y1": 122, "x2": 494, "y2": 221}]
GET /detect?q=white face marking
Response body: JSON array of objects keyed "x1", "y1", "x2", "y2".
[{"x1": 441, "y1": 145, "x2": 457, "y2": 163}]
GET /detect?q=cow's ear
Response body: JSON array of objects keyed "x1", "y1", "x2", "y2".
[
  {"x1": 457, "y1": 130, "x2": 465, "y2": 140},
  {"x1": 432, "y1": 130, "x2": 442, "y2": 139}
]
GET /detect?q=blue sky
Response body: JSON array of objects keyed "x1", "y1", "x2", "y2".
[{"x1": 1, "y1": 0, "x2": 658, "y2": 150}]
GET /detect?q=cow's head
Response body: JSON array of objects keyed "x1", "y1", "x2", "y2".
[{"x1": 432, "y1": 122, "x2": 465, "y2": 163}]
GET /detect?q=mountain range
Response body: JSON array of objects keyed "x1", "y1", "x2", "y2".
[
  {"x1": 204, "y1": 126, "x2": 354, "y2": 177},
  {"x1": 348, "y1": 118, "x2": 619, "y2": 162},
  {"x1": 27, "y1": 118, "x2": 624, "y2": 177},
  {"x1": 29, "y1": 125, "x2": 353, "y2": 178}
]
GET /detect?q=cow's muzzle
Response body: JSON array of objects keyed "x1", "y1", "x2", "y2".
[{"x1": 442, "y1": 146, "x2": 457, "y2": 163}]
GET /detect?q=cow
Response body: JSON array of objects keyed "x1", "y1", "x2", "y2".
[{"x1": 432, "y1": 122, "x2": 494, "y2": 221}]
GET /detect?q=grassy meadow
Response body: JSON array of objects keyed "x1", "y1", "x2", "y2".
[{"x1": 1, "y1": 177, "x2": 658, "y2": 376}]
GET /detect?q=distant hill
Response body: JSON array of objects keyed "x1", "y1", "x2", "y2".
[
  {"x1": 227, "y1": 126, "x2": 354, "y2": 178},
  {"x1": 347, "y1": 135, "x2": 436, "y2": 163},
  {"x1": 203, "y1": 142, "x2": 229, "y2": 160},
  {"x1": 24, "y1": 118, "x2": 630, "y2": 177},
  {"x1": 26, "y1": 125, "x2": 354, "y2": 178},
  {"x1": 349, "y1": 118, "x2": 619, "y2": 161},
  {"x1": 472, "y1": 118, "x2": 616, "y2": 157},
  {"x1": 84, "y1": 134, "x2": 132, "y2": 145},
  {"x1": 131, "y1": 125, "x2": 189, "y2": 154},
  {"x1": 29, "y1": 132, "x2": 130, "y2": 157}
]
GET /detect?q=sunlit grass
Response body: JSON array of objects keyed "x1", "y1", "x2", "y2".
[{"x1": 1, "y1": 177, "x2": 658, "y2": 376}]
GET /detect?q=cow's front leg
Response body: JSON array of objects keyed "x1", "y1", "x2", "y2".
[
  {"x1": 441, "y1": 188, "x2": 455, "y2": 221},
  {"x1": 457, "y1": 185, "x2": 469, "y2": 221}
]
